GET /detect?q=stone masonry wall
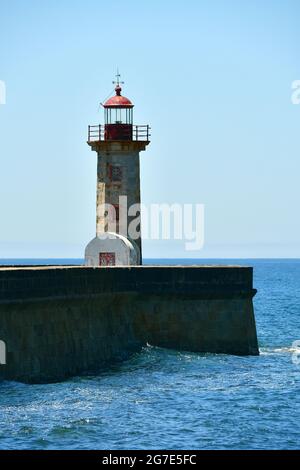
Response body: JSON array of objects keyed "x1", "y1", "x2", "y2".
[{"x1": 0, "y1": 266, "x2": 258, "y2": 383}]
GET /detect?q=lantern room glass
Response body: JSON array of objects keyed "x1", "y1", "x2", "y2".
[{"x1": 104, "y1": 108, "x2": 133, "y2": 125}]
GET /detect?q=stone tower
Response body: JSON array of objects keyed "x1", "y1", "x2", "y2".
[{"x1": 85, "y1": 74, "x2": 150, "y2": 266}]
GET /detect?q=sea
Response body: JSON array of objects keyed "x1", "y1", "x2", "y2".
[{"x1": 0, "y1": 258, "x2": 299, "y2": 450}]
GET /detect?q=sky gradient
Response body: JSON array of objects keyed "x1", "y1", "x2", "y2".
[{"x1": 0, "y1": 0, "x2": 299, "y2": 258}]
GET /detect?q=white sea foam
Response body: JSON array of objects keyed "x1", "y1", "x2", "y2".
[{"x1": 259, "y1": 346, "x2": 298, "y2": 356}]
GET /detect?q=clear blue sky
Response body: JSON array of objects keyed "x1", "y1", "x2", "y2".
[{"x1": 0, "y1": 0, "x2": 299, "y2": 258}]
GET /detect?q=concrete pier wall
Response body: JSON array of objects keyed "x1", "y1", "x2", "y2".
[{"x1": 0, "y1": 266, "x2": 258, "y2": 383}]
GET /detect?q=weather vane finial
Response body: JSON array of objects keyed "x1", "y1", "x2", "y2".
[{"x1": 113, "y1": 68, "x2": 124, "y2": 88}]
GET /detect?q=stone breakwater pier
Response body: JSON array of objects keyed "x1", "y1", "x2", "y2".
[{"x1": 0, "y1": 265, "x2": 258, "y2": 383}]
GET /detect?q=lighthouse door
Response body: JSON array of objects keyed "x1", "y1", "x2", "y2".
[{"x1": 99, "y1": 252, "x2": 116, "y2": 266}]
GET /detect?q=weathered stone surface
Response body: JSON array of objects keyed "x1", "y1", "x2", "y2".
[
  {"x1": 85, "y1": 141, "x2": 147, "y2": 266},
  {"x1": 0, "y1": 266, "x2": 258, "y2": 383},
  {"x1": 85, "y1": 233, "x2": 140, "y2": 267}
]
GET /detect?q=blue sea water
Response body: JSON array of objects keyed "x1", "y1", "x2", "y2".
[{"x1": 0, "y1": 259, "x2": 300, "y2": 450}]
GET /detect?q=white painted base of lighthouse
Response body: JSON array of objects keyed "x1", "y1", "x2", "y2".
[{"x1": 84, "y1": 232, "x2": 140, "y2": 267}]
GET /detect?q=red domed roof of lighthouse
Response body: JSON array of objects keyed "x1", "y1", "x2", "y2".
[{"x1": 103, "y1": 85, "x2": 134, "y2": 108}]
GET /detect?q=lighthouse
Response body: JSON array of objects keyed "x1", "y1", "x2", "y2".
[{"x1": 85, "y1": 73, "x2": 150, "y2": 266}]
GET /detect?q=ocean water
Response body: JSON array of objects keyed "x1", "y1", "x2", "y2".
[{"x1": 0, "y1": 259, "x2": 300, "y2": 450}]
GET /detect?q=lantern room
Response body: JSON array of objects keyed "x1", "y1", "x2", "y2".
[
  {"x1": 87, "y1": 72, "x2": 150, "y2": 143},
  {"x1": 103, "y1": 84, "x2": 134, "y2": 141}
]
